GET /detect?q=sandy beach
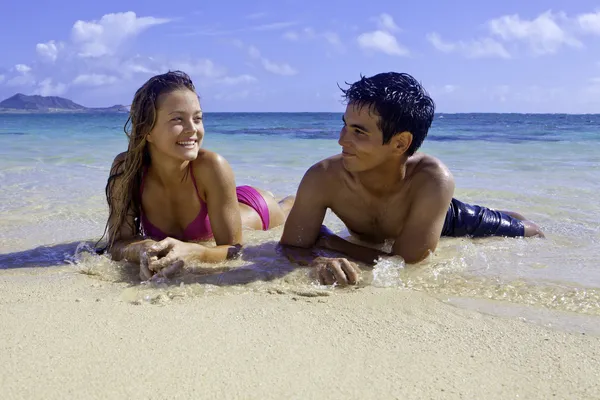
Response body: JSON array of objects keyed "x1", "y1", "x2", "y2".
[{"x1": 1, "y1": 262, "x2": 599, "y2": 400}]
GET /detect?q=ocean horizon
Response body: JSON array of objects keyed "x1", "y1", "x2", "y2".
[{"x1": 2, "y1": 109, "x2": 600, "y2": 115}]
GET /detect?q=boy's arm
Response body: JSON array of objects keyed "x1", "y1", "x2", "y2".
[
  {"x1": 278, "y1": 164, "x2": 329, "y2": 264},
  {"x1": 391, "y1": 169, "x2": 455, "y2": 264},
  {"x1": 279, "y1": 163, "x2": 388, "y2": 266},
  {"x1": 315, "y1": 226, "x2": 390, "y2": 265}
]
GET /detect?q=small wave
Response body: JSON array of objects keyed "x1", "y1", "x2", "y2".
[
  {"x1": 0, "y1": 241, "x2": 86, "y2": 269},
  {"x1": 216, "y1": 127, "x2": 337, "y2": 140},
  {"x1": 209, "y1": 127, "x2": 576, "y2": 143},
  {"x1": 428, "y1": 134, "x2": 563, "y2": 143},
  {"x1": 54, "y1": 241, "x2": 600, "y2": 317}
]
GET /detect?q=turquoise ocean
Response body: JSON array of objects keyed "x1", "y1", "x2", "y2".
[{"x1": 1, "y1": 112, "x2": 599, "y2": 330}]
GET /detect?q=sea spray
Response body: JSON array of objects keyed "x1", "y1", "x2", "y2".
[{"x1": 371, "y1": 256, "x2": 405, "y2": 288}]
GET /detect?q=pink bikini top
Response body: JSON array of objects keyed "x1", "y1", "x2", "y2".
[{"x1": 140, "y1": 165, "x2": 214, "y2": 242}]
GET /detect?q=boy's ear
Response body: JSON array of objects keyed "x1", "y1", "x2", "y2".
[{"x1": 392, "y1": 131, "x2": 412, "y2": 155}]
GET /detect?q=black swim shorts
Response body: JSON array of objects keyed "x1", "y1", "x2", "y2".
[{"x1": 441, "y1": 198, "x2": 525, "y2": 238}]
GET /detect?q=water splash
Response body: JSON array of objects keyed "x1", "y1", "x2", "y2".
[{"x1": 371, "y1": 256, "x2": 406, "y2": 288}]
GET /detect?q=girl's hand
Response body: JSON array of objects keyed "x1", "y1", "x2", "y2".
[{"x1": 140, "y1": 238, "x2": 203, "y2": 281}]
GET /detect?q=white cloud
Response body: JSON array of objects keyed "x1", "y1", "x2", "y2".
[
  {"x1": 27, "y1": 13, "x2": 171, "y2": 87},
  {"x1": 372, "y1": 13, "x2": 400, "y2": 33},
  {"x1": 426, "y1": 33, "x2": 454, "y2": 52},
  {"x1": 322, "y1": 32, "x2": 343, "y2": 47},
  {"x1": 248, "y1": 46, "x2": 261, "y2": 59},
  {"x1": 443, "y1": 84, "x2": 458, "y2": 93},
  {"x1": 168, "y1": 59, "x2": 226, "y2": 78},
  {"x1": 251, "y1": 22, "x2": 296, "y2": 31},
  {"x1": 261, "y1": 59, "x2": 297, "y2": 75},
  {"x1": 577, "y1": 11, "x2": 600, "y2": 35},
  {"x1": 217, "y1": 74, "x2": 257, "y2": 85},
  {"x1": 105, "y1": 56, "x2": 259, "y2": 88},
  {"x1": 103, "y1": 55, "x2": 254, "y2": 88},
  {"x1": 214, "y1": 90, "x2": 251, "y2": 101},
  {"x1": 120, "y1": 59, "x2": 157, "y2": 75},
  {"x1": 133, "y1": 57, "x2": 260, "y2": 88},
  {"x1": 245, "y1": 12, "x2": 267, "y2": 20},
  {"x1": 9, "y1": 12, "x2": 176, "y2": 95},
  {"x1": 357, "y1": 30, "x2": 409, "y2": 56},
  {"x1": 283, "y1": 31, "x2": 299, "y2": 41},
  {"x1": 72, "y1": 74, "x2": 119, "y2": 86},
  {"x1": 36, "y1": 40, "x2": 64, "y2": 62},
  {"x1": 488, "y1": 11, "x2": 582, "y2": 55},
  {"x1": 247, "y1": 45, "x2": 298, "y2": 76},
  {"x1": 1, "y1": 12, "x2": 261, "y2": 107},
  {"x1": 7, "y1": 64, "x2": 35, "y2": 86},
  {"x1": 35, "y1": 78, "x2": 68, "y2": 96},
  {"x1": 71, "y1": 53, "x2": 234, "y2": 89},
  {"x1": 71, "y1": 11, "x2": 170, "y2": 58},
  {"x1": 14, "y1": 64, "x2": 32, "y2": 73},
  {"x1": 427, "y1": 32, "x2": 511, "y2": 59},
  {"x1": 7, "y1": 75, "x2": 35, "y2": 87},
  {"x1": 428, "y1": 84, "x2": 460, "y2": 98},
  {"x1": 183, "y1": 21, "x2": 297, "y2": 36},
  {"x1": 429, "y1": 10, "x2": 589, "y2": 58},
  {"x1": 282, "y1": 27, "x2": 343, "y2": 50},
  {"x1": 0, "y1": 12, "x2": 286, "y2": 102},
  {"x1": 357, "y1": 14, "x2": 408, "y2": 56}
]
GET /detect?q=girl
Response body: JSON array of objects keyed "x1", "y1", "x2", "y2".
[{"x1": 100, "y1": 71, "x2": 294, "y2": 280}]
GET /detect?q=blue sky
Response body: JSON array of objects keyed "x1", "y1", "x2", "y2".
[{"x1": 1, "y1": 0, "x2": 599, "y2": 112}]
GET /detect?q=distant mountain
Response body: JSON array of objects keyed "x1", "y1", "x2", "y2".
[{"x1": 0, "y1": 93, "x2": 129, "y2": 113}]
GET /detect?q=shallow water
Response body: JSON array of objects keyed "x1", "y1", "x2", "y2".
[{"x1": 1, "y1": 112, "x2": 599, "y2": 327}]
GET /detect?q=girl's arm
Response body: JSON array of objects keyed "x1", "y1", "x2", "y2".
[{"x1": 194, "y1": 151, "x2": 244, "y2": 248}]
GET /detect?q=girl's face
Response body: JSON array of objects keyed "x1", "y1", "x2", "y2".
[{"x1": 146, "y1": 89, "x2": 205, "y2": 162}]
